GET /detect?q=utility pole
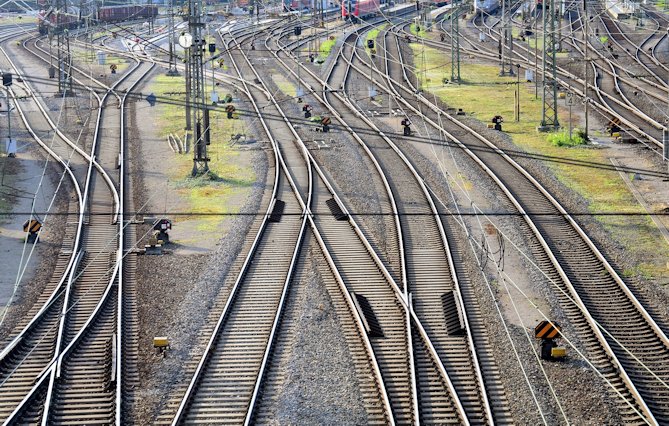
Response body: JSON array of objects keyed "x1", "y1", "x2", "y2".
[
  {"x1": 51, "y1": 0, "x2": 73, "y2": 96},
  {"x1": 499, "y1": 0, "x2": 514, "y2": 75},
  {"x1": 557, "y1": 0, "x2": 562, "y2": 52},
  {"x1": 148, "y1": 0, "x2": 154, "y2": 34},
  {"x1": 167, "y1": 0, "x2": 178, "y2": 76},
  {"x1": 185, "y1": 0, "x2": 209, "y2": 176},
  {"x1": 583, "y1": 0, "x2": 589, "y2": 139},
  {"x1": 539, "y1": 0, "x2": 559, "y2": 130},
  {"x1": 450, "y1": 0, "x2": 460, "y2": 83}
]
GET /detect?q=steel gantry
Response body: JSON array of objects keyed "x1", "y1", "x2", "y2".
[
  {"x1": 499, "y1": 0, "x2": 514, "y2": 76},
  {"x1": 540, "y1": 0, "x2": 559, "y2": 131},
  {"x1": 186, "y1": 0, "x2": 210, "y2": 176},
  {"x1": 47, "y1": 0, "x2": 73, "y2": 96},
  {"x1": 450, "y1": 0, "x2": 460, "y2": 83}
]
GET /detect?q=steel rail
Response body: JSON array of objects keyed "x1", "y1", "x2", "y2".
[
  {"x1": 337, "y1": 27, "x2": 491, "y2": 425},
  {"x1": 2, "y1": 35, "x2": 151, "y2": 425},
  {"x1": 375, "y1": 22, "x2": 668, "y2": 424},
  {"x1": 169, "y1": 20, "x2": 310, "y2": 423},
  {"x1": 327, "y1": 19, "x2": 497, "y2": 424},
  {"x1": 222, "y1": 26, "x2": 316, "y2": 426},
  {"x1": 433, "y1": 8, "x2": 664, "y2": 151},
  {"x1": 226, "y1": 21, "x2": 394, "y2": 424},
  {"x1": 227, "y1": 20, "x2": 414, "y2": 419},
  {"x1": 361, "y1": 21, "x2": 495, "y2": 425},
  {"x1": 217, "y1": 21, "x2": 395, "y2": 425},
  {"x1": 474, "y1": 5, "x2": 667, "y2": 147},
  {"x1": 269, "y1": 21, "x2": 470, "y2": 425},
  {"x1": 38, "y1": 45, "x2": 145, "y2": 424},
  {"x1": 117, "y1": 57, "x2": 156, "y2": 426}
]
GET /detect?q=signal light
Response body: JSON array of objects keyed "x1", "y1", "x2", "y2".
[
  {"x1": 2, "y1": 73, "x2": 12, "y2": 86},
  {"x1": 367, "y1": 39, "x2": 374, "y2": 49}
]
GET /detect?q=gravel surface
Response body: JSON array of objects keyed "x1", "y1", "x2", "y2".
[
  {"x1": 251, "y1": 49, "x2": 403, "y2": 279},
  {"x1": 0, "y1": 39, "x2": 80, "y2": 342},
  {"x1": 334, "y1": 36, "x2": 631, "y2": 424},
  {"x1": 258, "y1": 240, "x2": 368, "y2": 425},
  {"x1": 0, "y1": 147, "x2": 70, "y2": 342},
  {"x1": 128, "y1": 68, "x2": 271, "y2": 424}
]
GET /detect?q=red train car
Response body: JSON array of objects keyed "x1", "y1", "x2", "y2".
[
  {"x1": 37, "y1": 9, "x2": 80, "y2": 35},
  {"x1": 342, "y1": 0, "x2": 380, "y2": 21},
  {"x1": 38, "y1": 4, "x2": 157, "y2": 34},
  {"x1": 97, "y1": 5, "x2": 158, "y2": 22}
]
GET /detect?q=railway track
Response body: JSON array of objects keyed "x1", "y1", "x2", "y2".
[
  {"x1": 161, "y1": 21, "x2": 395, "y2": 425},
  {"x1": 0, "y1": 27, "x2": 153, "y2": 424},
  {"x1": 261, "y1": 20, "x2": 481, "y2": 424},
  {"x1": 438, "y1": 2, "x2": 666, "y2": 151},
  {"x1": 347, "y1": 15, "x2": 669, "y2": 424}
]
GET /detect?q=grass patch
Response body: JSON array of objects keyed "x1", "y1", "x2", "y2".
[
  {"x1": 547, "y1": 129, "x2": 587, "y2": 147},
  {"x1": 511, "y1": 26, "x2": 568, "y2": 57},
  {"x1": 152, "y1": 74, "x2": 255, "y2": 231},
  {"x1": 319, "y1": 37, "x2": 337, "y2": 60},
  {"x1": 411, "y1": 43, "x2": 669, "y2": 279},
  {"x1": 409, "y1": 23, "x2": 427, "y2": 38},
  {"x1": 0, "y1": 14, "x2": 30, "y2": 25},
  {"x1": 272, "y1": 73, "x2": 297, "y2": 97},
  {"x1": 365, "y1": 23, "x2": 386, "y2": 56}
]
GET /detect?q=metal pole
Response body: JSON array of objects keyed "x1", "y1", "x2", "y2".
[
  {"x1": 6, "y1": 92, "x2": 11, "y2": 144},
  {"x1": 369, "y1": 50, "x2": 373, "y2": 99},
  {"x1": 583, "y1": 0, "x2": 588, "y2": 138},
  {"x1": 451, "y1": 0, "x2": 460, "y2": 83},
  {"x1": 185, "y1": 54, "x2": 191, "y2": 130},
  {"x1": 500, "y1": 0, "x2": 506, "y2": 74},
  {"x1": 534, "y1": 8, "x2": 538, "y2": 99},
  {"x1": 516, "y1": 65, "x2": 520, "y2": 121},
  {"x1": 167, "y1": 0, "x2": 178, "y2": 75}
]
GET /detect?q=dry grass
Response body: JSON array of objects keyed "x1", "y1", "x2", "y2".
[
  {"x1": 152, "y1": 75, "x2": 255, "y2": 232},
  {"x1": 412, "y1": 43, "x2": 669, "y2": 279}
]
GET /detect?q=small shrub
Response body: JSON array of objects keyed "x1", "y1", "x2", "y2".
[{"x1": 547, "y1": 129, "x2": 587, "y2": 147}]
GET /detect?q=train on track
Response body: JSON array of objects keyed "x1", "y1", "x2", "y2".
[
  {"x1": 473, "y1": 0, "x2": 498, "y2": 15},
  {"x1": 341, "y1": 0, "x2": 416, "y2": 21},
  {"x1": 342, "y1": 0, "x2": 380, "y2": 20},
  {"x1": 37, "y1": 4, "x2": 158, "y2": 35}
]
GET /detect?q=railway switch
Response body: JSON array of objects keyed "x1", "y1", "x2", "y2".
[
  {"x1": 146, "y1": 93, "x2": 157, "y2": 107},
  {"x1": 153, "y1": 337, "x2": 170, "y2": 357},
  {"x1": 153, "y1": 218, "x2": 172, "y2": 243},
  {"x1": 303, "y1": 104, "x2": 313, "y2": 118},
  {"x1": 535, "y1": 320, "x2": 567, "y2": 361},
  {"x1": 321, "y1": 116, "x2": 331, "y2": 132},
  {"x1": 144, "y1": 235, "x2": 163, "y2": 255},
  {"x1": 22, "y1": 219, "x2": 42, "y2": 243},
  {"x1": 607, "y1": 118, "x2": 621, "y2": 136},
  {"x1": 401, "y1": 118, "x2": 411, "y2": 136},
  {"x1": 491, "y1": 115, "x2": 503, "y2": 131},
  {"x1": 226, "y1": 104, "x2": 236, "y2": 119}
]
